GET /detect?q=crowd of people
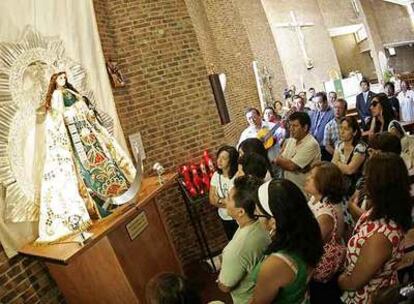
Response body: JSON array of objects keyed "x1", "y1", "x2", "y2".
[
  {"x1": 212, "y1": 79, "x2": 414, "y2": 304},
  {"x1": 146, "y1": 80, "x2": 414, "y2": 304}
]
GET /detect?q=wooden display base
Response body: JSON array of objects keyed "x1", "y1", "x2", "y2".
[{"x1": 19, "y1": 173, "x2": 182, "y2": 304}]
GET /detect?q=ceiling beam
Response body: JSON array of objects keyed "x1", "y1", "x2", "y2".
[{"x1": 383, "y1": 0, "x2": 411, "y2": 5}]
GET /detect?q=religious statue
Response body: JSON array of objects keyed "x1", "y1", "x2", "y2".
[
  {"x1": 106, "y1": 60, "x2": 126, "y2": 88},
  {"x1": 35, "y1": 71, "x2": 136, "y2": 243}
]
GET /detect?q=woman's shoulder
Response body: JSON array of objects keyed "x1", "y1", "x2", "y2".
[
  {"x1": 335, "y1": 140, "x2": 345, "y2": 150},
  {"x1": 211, "y1": 171, "x2": 220, "y2": 180},
  {"x1": 354, "y1": 141, "x2": 368, "y2": 153},
  {"x1": 357, "y1": 211, "x2": 403, "y2": 233},
  {"x1": 264, "y1": 251, "x2": 299, "y2": 276}
]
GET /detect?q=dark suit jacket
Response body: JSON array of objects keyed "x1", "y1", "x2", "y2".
[{"x1": 356, "y1": 91, "x2": 375, "y2": 129}]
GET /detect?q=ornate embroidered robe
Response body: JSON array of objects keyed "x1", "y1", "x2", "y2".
[{"x1": 36, "y1": 89, "x2": 135, "y2": 243}]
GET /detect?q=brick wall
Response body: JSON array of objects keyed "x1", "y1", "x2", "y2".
[
  {"x1": 191, "y1": 0, "x2": 262, "y2": 144},
  {"x1": 234, "y1": 0, "x2": 287, "y2": 102},
  {"x1": 184, "y1": 0, "x2": 287, "y2": 139},
  {"x1": 1, "y1": 0, "x2": 290, "y2": 302},
  {"x1": 0, "y1": 249, "x2": 64, "y2": 303},
  {"x1": 94, "y1": 0, "x2": 226, "y2": 171},
  {"x1": 93, "y1": 0, "x2": 229, "y2": 267},
  {"x1": 156, "y1": 185, "x2": 227, "y2": 264},
  {"x1": 183, "y1": 0, "x2": 220, "y2": 73}
]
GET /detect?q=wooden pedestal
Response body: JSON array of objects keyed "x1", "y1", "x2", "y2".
[{"x1": 19, "y1": 173, "x2": 182, "y2": 304}]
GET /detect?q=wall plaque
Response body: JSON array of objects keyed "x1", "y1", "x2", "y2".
[{"x1": 126, "y1": 212, "x2": 148, "y2": 241}]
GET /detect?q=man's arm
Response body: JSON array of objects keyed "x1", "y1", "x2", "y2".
[
  {"x1": 275, "y1": 156, "x2": 300, "y2": 172},
  {"x1": 325, "y1": 143, "x2": 335, "y2": 155},
  {"x1": 218, "y1": 282, "x2": 233, "y2": 293},
  {"x1": 277, "y1": 139, "x2": 320, "y2": 172},
  {"x1": 323, "y1": 122, "x2": 335, "y2": 155},
  {"x1": 218, "y1": 249, "x2": 246, "y2": 293}
]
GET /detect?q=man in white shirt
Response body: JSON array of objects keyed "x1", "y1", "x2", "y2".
[
  {"x1": 274, "y1": 112, "x2": 321, "y2": 194},
  {"x1": 397, "y1": 80, "x2": 414, "y2": 122},
  {"x1": 238, "y1": 107, "x2": 274, "y2": 147},
  {"x1": 237, "y1": 107, "x2": 279, "y2": 163},
  {"x1": 218, "y1": 175, "x2": 271, "y2": 304}
]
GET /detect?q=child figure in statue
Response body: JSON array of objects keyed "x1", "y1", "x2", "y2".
[{"x1": 36, "y1": 72, "x2": 135, "y2": 243}]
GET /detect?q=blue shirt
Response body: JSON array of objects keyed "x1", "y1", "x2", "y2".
[
  {"x1": 310, "y1": 107, "x2": 334, "y2": 145},
  {"x1": 323, "y1": 118, "x2": 340, "y2": 148}
]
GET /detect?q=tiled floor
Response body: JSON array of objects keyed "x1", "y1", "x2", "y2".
[{"x1": 184, "y1": 261, "x2": 232, "y2": 304}]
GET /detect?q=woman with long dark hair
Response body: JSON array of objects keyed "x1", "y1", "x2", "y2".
[
  {"x1": 367, "y1": 93, "x2": 395, "y2": 136},
  {"x1": 238, "y1": 138, "x2": 272, "y2": 179},
  {"x1": 339, "y1": 152, "x2": 413, "y2": 303},
  {"x1": 209, "y1": 145, "x2": 239, "y2": 239},
  {"x1": 251, "y1": 179, "x2": 323, "y2": 303}
]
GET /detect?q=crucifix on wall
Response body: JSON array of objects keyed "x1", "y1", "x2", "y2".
[{"x1": 275, "y1": 11, "x2": 314, "y2": 69}]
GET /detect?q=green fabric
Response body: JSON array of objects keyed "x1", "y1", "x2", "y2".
[
  {"x1": 62, "y1": 89, "x2": 78, "y2": 107},
  {"x1": 251, "y1": 250, "x2": 309, "y2": 304},
  {"x1": 218, "y1": 221, "x2": 271, "y2": 304},
  {"x1": 63, "y1": 90, "x2": 131, "y2": 217}
]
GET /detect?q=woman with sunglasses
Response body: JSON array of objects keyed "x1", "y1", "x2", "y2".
[
  {"x1": 367, "y1": 93, "x2": 395, "y2": 137},
  {"x1": 250, "y1": 179, "x2": 323, "y2": 304}
]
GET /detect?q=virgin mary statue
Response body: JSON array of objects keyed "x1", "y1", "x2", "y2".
[{"x1": 35, "y1": 71, "x2": 136, "y2": 243}]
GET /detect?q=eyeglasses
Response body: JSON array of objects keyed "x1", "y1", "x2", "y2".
[{"x1": 253, "y1": 214, "x2": 272, "y2": 220}]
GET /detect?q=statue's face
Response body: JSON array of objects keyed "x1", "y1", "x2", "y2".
[{"x1": 56, "y1": 73, "x2": 66, "y2": 88}]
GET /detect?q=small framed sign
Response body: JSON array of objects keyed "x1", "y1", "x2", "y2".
[
  {"x1": 126, "y1": 211, "x2": 148, "y2": 241},
  {"x1": 129, "y1": 132, "x2": 146, "y2": 162}
]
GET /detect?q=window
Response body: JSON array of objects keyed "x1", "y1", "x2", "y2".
[{"x1": 355, "y1": 26, "x2": 367, "y2": 43}]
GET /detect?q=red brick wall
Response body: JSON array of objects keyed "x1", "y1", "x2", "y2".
[
  {"x1": 0, "y1": 0, "x2": 289, "y2": 302},
  {"x1": 93, "y1": 0, "x2": 229, "y2": 267},
  {"x1": 0, "y1": 249, "x2": 64, "y2": 303},
  {"x1": 187, "y1": 0, "x2": 262, "y2": 144},
  {"x1": 94, "y1": 0, "x2": 227, "y2": 171},
  {"x1": 234, "y1": 0, "x2": 287, "y2": 100}
]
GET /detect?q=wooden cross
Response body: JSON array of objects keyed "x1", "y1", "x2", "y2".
[{"x1": 275, "y1": 11, "x2": 314, "y2": 69}]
